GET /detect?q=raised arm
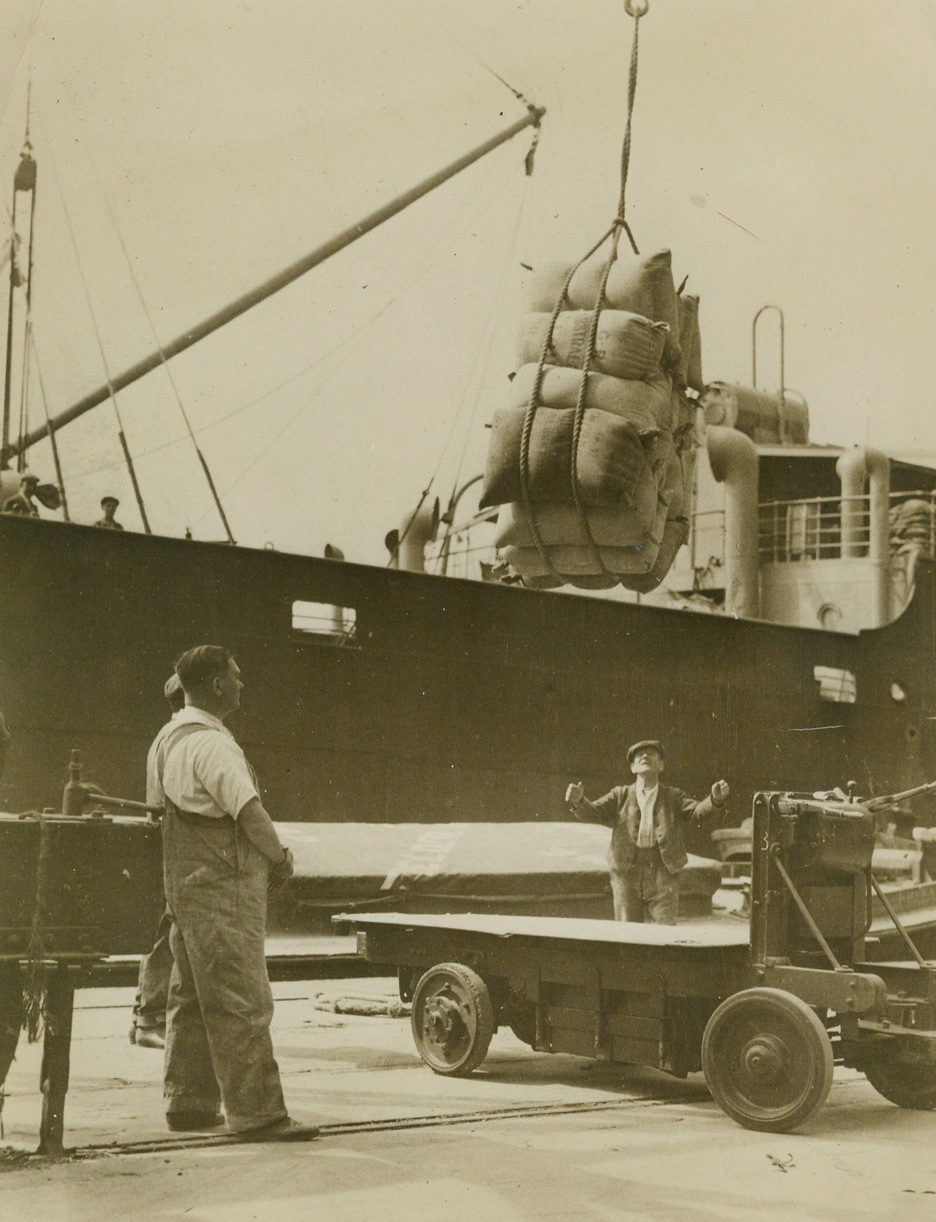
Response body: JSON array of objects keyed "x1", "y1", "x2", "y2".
[
  {"x1": 676, "y1": 779, "x2": 730, "y2": 822},
  {"x1": 565, "y1": 782, "x2": 621, "y2": 828}
]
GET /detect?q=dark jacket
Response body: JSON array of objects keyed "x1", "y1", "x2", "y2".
[{"x1": 573, "y1": 782, "x2": 722, "y2": 875}]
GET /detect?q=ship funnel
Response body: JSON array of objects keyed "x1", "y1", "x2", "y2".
[
  {"x1": 836, "y1": 447, "x2": 891, "y2": 626},
  {"x1": 700, "y1": 383, "x2": 808, "y2": 445},
  {"x1": 393, "y1": 497, "x2": 440, "y2": 572},
  {"x1": 706, "y1": 425, "x2": 760, "y2": 619}
]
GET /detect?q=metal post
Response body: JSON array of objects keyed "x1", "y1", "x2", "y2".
[{"x1": 38, "y1": 962, "x2": 76, "y2": 1155}]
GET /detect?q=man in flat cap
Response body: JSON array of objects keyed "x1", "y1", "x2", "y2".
[
  {"x1": 566, "y1": 740, "x2": 729, "y2": 924},
  {"x1": 94, "y1": 495, "x2": 124, "y2": 530}
]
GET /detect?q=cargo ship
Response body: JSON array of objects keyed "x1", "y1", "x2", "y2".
[{"x1": 1, "y1": 2, "x2": 935, "y2": 864}]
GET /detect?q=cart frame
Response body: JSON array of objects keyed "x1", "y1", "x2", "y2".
[{"x1": 337, "y1": 790, "x2": 936, "y2": 1132}]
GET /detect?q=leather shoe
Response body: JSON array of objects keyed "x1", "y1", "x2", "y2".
[
  {"x1": 167, "y1": 1112, "x2": 224, "y2": 1132},
  {"x1": 234, "y1": 1117, "x2": 319, "y2": 1142},
  {"x1": 132, "y1": 1027, "x2": 165, "y2": 1049}
]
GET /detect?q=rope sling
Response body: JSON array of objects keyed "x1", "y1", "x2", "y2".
[{"x1": 518, "y1": 0, "x2": 650, "y2": 585}]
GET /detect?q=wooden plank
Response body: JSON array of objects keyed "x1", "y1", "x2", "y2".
[
  {"x1": 342, "y1": 911, "x2": 750, "y2": 949},
  {"x1": 609, "y1": 1035, "x2": 663, "y2": 1067},
  {"x1": 545, "y1": 1006, "x2": 663, "y2": 1044}
]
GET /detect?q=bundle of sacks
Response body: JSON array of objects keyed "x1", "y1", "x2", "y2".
[
  {"x1": 480, "y1": 247, "x2": 703, "y2": 590},
  {"x1": 890, "y1": 498, "x2": 936, "y2": 557}
]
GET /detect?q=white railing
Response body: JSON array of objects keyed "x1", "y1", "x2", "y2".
[{"x1": 758, "y1": 490, "x2": 936, "y2": 564}]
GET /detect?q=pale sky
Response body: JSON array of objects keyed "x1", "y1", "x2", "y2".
[{"x1": 1, "y1": 0, "x2": 935, "y2": 562}]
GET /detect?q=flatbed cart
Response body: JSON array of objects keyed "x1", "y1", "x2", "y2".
[{"x1": 335, "y1": 789, "x2": 936, "y2": 1133}]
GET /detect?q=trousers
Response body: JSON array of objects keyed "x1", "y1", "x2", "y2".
[
  {"x1": 610, "y1": 846, "x2": 679, "y2": 924},
  {"x1": 133, "y1": 909, "x2": 173, "y2": 1032},
  {"x1": 163, "y1": 809, "x2": 286, "y2": 1132}
]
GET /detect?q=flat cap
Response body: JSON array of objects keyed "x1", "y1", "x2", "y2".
[
  {"x1": 626, "y1": 739, "x2": 664, "y2": 764},
  {"x1": 163, "y1": 673, "x2": 183, "y2": 701}
]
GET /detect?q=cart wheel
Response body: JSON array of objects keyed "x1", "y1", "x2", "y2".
[
  {"x1": 702, "y1": 987, "x2": 834, "y2": 1133},
  {"x1": 411, "y1": 963, "x2": 494, "y2": 1076},
  {"x1": 864, "y1": 1055, "x2": 936, "y2": 1110}
]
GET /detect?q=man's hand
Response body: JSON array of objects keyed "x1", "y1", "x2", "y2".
[
  {"x1": 711, "y1": 779, "x2": 730, "y2": 805},
  {"x1": 565, "y1": 781, "x2": 585, "y2": 805},
  {"x1": 268, "y1": 846, "x2": 294, "y2": 890}
]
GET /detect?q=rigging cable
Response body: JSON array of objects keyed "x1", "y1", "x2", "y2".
[
  {"x1": 435, "y1": 153, "x2": 536, "y2": 574},
  {"x1": 28, "y1": 333, "x2": 71, "y2": 521},
  {"x1": 394, "y1": 165, "x2": 532, "y2": 564},
  {"x1": 14, "y1": 183, "x2": 38, "y2": 473},
  {"x1": 172, "y1": 139, "x2": 519, "y2": 535},
  {"x1": 58, "y1": 157, "x2": 511, "y2": 507},
  {"x1": 80, "y1": 146, "x2": 236, "y2": 544},
  {"x1": 49, "y1": 154, "x2": 152, "y2": 532},
  {"x1": 16, "y1": 316, "x2": 33, "y2": 471},
  {"x1": 166, "y1": 149, "x2": 517, "y2": 535}
]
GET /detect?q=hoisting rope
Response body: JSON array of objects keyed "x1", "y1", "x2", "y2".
[{"x1": 518, "y1": 0, "x2": 648, "y2": 585}]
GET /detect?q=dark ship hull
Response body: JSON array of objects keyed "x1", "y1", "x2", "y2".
[{"x1": 2, "y1": 511, "x2": 932, "y2": 851}]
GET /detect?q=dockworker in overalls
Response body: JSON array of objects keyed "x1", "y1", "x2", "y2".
[
  {"x1": 155, "y1": 645, "x2": 317, "y2": 1141},
  {"x1": 566, "y1": 740, "x2": 729, "y2": 924}
]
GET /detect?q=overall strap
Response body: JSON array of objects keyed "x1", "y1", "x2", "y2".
[{"x1": 157, "y1": 722, "x2": 229, "y2": 824}]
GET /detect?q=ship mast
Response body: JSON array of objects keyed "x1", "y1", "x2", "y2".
[
  {"x1": 9, "y1": 103, "x2": 544, "y2": 461},
  {"x1": 1, "y1": 98, "x2": 38, "y2": 470}
]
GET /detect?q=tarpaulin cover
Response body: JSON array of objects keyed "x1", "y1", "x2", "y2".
[{"x1": 272, "y1": 821, "x2": 722, "y2": 932}]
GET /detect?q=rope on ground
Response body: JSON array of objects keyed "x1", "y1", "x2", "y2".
[{"x1": 311, "y1": 990, "x2": 411, "y2": 1018}]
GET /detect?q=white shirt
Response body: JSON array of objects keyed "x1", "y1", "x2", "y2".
[
  {"x1": 146, "y1": 711, "x2": 180, "y2": 807},
  {"x1": 158, "y1": 706, "x2": 258, "y2": 820},
  {"x1": 634, "y1": 779, "x2": 660, "y2": 849}
]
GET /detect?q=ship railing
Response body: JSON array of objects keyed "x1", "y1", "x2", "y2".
[
  {"x1": 758, "y1": 490, "x2": 936, "y2": 564},
  {"x1": 425, "y1": 507, "x2": 499, "y2": 581},
  {"x1": 418, "y1": 490, "x2": 936, "y2": 582}
]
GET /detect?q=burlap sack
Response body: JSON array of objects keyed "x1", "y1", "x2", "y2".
[
  {"x1": 501, "y1": 538, "x2": 659, "y2": 578},
  {"x1": 641, "y1": 429, "x2": 676, "y2": 477},
  {"x1": 565, "y1": 249, "x2": 681, "y2": 369},
  {"x1": 678, "y1": 442, "x2": 697, "y2": 518},
  {"x1": 522, "y1": 571, "x2": 620, "y2": 591},
  {"x1": 516, "y1": 309, "x2": 669, "y2": 381},
  {"x1": 508, "y1": 364, "x2": 674, "y2": 433},
  {"x1": 499, "y1": 495, "x2": 668, "y2": 579},
  {"x1": 620, "y1": 517, "x2": 690, "y2": 593},
  {"x1": 494, "y1": 475, "x2": 660, "y2": 549},
  {"x1": 480, "y1": 406, "x2": 648, "y2": 510},
  {"x1": 671, "y1": 387, "x2": 698, "y2": 439},
  {"x1": 675, "y1": 294, "x2": 704, "y2": 393},
  {"x1": 659, "y1": 450, "x2": 686, "y2": 521},
  {"x1": 526, "y1": 260, "x2": 576, "y2": 311}
]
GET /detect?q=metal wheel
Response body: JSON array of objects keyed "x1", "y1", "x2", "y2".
[
  {"x1": 702, "y1": 987, "x2": 834, "y2": 1132},
  {"x1": 411, "y1": 963, "x2": 494, "y2": 1076},
  {"x1": 864, "y1": 1054, "x2": 936, "y2": 1110}
]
